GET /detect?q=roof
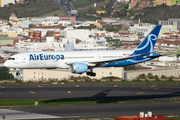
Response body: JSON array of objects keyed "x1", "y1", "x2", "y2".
[{"x1": 156, "y1": 39, "x2": 180, "y2": 45}]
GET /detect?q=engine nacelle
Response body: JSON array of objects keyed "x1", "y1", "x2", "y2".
[{"x1": 68, "y1": 62, "x2": 88, "y2": 74}]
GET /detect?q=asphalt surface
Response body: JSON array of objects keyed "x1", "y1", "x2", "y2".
[
  {"x1": 0, "y1": 84, "x2": 180, "y2": 100},
  {"x1": 0, "y1": 84, "x2": 180, "y2": 119}
]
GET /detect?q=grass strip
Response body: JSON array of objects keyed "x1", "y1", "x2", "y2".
[
  {"x1": 3, "y1": 81, "x2": 180, "y2": 85},
  {"x1": 0, "y1": 99, "x2": 170, "y2": 106}
]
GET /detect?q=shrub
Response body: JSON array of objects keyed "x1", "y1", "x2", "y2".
[
  {"x1": 161, "y1": 75, "x2": 166, "y2": 79},
  {"x1": 138, "y1": 73, "x2": 146, "y2": 79},
  {"x1": 121, "y1": 79, "x2": 127, "y2": 82},
  {"x1": 16, "y1": 80, "x2": 23, "y2": 83},
  {"x1": 147, "y1": 73, "x2": 154, "y2": 79}
]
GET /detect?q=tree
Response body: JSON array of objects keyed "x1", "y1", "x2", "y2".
[
  {"x1": 54, "y1": 13, "x2": 58, "y2": 16},
  {"x1": 7, "y1": 22, "x2": 12, "y2": 26},
  {"x1": 147, "y1": 73, "x2": 153, "y2": 79},
  {"x1": 138, "y1": 73, "x2": 146, "y2": 79},
  {"x1": 161, "y1": 75, "x2": 166, "y2": 79},
  {"x1": 0, "y1": 67, "x2": 14, "y2": 80}
]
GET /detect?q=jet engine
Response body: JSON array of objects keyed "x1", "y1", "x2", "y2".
[{"x1": 68, "y1": 62, "x2": 88, "y2": 74}]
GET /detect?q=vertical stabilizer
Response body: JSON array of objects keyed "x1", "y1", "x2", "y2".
[
  {"x1": 64, "y1": 40, "x2": 75, "y2": 51},
  {"x1": 132, "y1": 25, "x2": 162, "y2": 55}
]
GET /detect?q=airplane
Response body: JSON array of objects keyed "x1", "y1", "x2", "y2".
[{"x1": 4, "y1": 25, "x2": 162, "y2": 77}]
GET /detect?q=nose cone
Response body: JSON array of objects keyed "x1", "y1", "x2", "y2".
[{"x1": 4, "y1": 61, "x2": 9, "y2": 67}]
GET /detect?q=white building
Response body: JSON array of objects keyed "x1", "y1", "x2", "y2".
[
  {"x1": 65, "y1": 26, "x2": 89, "y2": 40},
  {"x1": 0, "y1": 0, "x2": 15, "y2": 7},
  {"x1": 128, "y1": 24, "x2": 156, "y2": 37}
]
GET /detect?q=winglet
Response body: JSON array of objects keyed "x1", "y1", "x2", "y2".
[{"x1": 64, "y1": 40, "x2": 75, "y2": 51}]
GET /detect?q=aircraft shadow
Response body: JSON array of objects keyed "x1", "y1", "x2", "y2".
[{"x1": 40, "y1": 89, "x2": 180, "y2": 104}]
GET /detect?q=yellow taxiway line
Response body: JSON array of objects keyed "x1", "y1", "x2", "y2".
[
  {"x1": 30, "y1": 91, "x2": 35, "y2": 94},
  {"x1": 137, "y1": 92, "x2": 145, "y2": 94}
]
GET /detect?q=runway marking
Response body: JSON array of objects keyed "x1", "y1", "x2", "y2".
[
  {"x1": 76, "y1": 85, "x2": 79, "y2": 87},
  {"x1": 153, "y1": 88, "x2": 159, "y2": 90},
  {"x1": 0, "y1": 86, "x2": 5, "y2": 88},
  {"x1": 137, "y1": 92, "x2": 145, "y2": 94},
  {"x1": 38, "y1": 85, "x2": 42, "y2": 87},
  {"x1": 169, "y1": 93, "x2": 180, "y2": 96},
  {"x1": 103, "y1": 91, "x2": 108, "y2": 94},
  {"x1": 174, "y1": 101, "x2": 180, "y2": 103},
  {"x1": 151, "y1": 86, "x2": 155, "y2": 87},
  {"x1": 30, "y1": 91, "x2": 35, "y2": 94},
  {"x1": 68, "y1": 91, "x2": 71, "y2": 93},
  {"x1": 114, "y1": 85, "x2": 117, "y2": 87},
  {"x1": 0, "y1": 93, "x2": 1, "y2": 95}
]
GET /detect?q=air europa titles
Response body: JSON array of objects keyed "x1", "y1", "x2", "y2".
[{"x1": 29, "y1": 54, "x2": 64, "y2": 61}]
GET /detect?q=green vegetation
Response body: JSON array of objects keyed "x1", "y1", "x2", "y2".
[
  {"x1": 133, "y1": 5, "x2": 180, "y2": 25},
  {"x1": 0, "y1": 67, "x2": 14, "y2": 80},
  {"x1": 0, "y1": 99, "x2": 170, "y2": 106},
  {"x1": 0, "y1": 37, "x2": 17, "y2": 40},
  {"x1": 0, "y1": 0, "x2": 63, "y2": 20},
  {"x1": 106, "y1": 27, "x2": 121, "y2": 32},
  {"x1": 124, "y1": 65, "x2": 136, "y2": 70},
  {"x1": 73, "y1": 0, "x2": 91, "y2": 6},
  {"x1": 77, "y1": 24, "x2": 97, "y2": 29},
  {"x1": 105, "y1": 37, "x2": 120, "y2": 42},
  {"x1": 166, "y1": 116, "x2": 180, "y2": 120},
  {"x1": 73, "y1": 0, "x2": 105, "y2": 8}
]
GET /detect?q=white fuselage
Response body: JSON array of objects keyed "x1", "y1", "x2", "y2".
[{"x1": 4, "y1": 50, "x2": 134, "y2": 69}]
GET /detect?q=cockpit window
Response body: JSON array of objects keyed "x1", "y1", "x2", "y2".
[{"x1": 8, "y1": 58, "x2": 15, "y2": 60}]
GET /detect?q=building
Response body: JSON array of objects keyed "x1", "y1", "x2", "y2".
[
  {"x1": 131, "y1": 0, "x2": 140, "y2": 8},
  {"x1": 96, "y1": 10, "x2": 106, "y2": 15},
  {"x1": 16, "y1": 0, "x2": 24, "y2": 3},
  {"x1": 9, "y1": 13, "x2": 22, "y2": 27},
  {"x1": 159, "y1": 18, "x2": 180, "y2": 28},
  {"x1": 59, "y1": 16, "x2": 76, "y2": 25},
  {"x1": 0, "y1": 0, "x2": 15, "y2": 7},
  {"x1": 138, "y1": 1, "x2": 148, "y2": 9},
  {"x1": 22, "y1": 67, "x2": 124, "y2": 81},
  {"x1": 166, "y1": 0, "x2": 174, "y2": 5},
  {"x1": 28, "y1": 31, "x2": 42, "y2": 41},
  {"x1": 124, "y1": 68, "x2": 180, "y2": 80}
]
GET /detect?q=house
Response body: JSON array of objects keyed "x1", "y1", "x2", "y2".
[{"x1": 138, "y1": 1, "x2": 148, "y2": 9}]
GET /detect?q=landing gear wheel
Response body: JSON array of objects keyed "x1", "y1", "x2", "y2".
[
  {"x1": 86, "y1": 72, "x2": 96, "y2": 77},
  {"x1": 16, "y1": 71, "x2": 20, "y2": 76}
]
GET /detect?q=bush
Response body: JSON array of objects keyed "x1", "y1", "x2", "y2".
[
  {"x1": 147, "y1": 73, "x2": 154, "y2": 79},
  {"x1": 138, "y1": 74, "x2": 146, "y2": 79},
  {"x1": 0, "y1": 67, "x2": 14, "y2": 80},
  {"x1": 168, "y1": 78, "x2": 173, "y2": 81},
  {"x1": 136, "y1": 79, "x2": 141, "y2": 81},
  {"x1": 121, "y1": 79, "x2": 127, "y2": 82},
  {"x1": 16, "y1": 80, "x2": 23, "y2": 83},
  {"x1": 61, "y1": 80, "x2": 68, "y2": 82},
  {"x1": 161, "y1": 75, "x2": 166, "y2": 79}
]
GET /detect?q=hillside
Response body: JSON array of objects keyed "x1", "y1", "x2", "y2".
[
  {"x1": 0, "y1": 0, "x2": 65, "y2": 20},
  {"x1": 133, "y1": 5, "x2": 180, "y2": 25}
]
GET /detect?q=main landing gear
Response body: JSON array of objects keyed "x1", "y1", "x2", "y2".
[{"x1": 86, "y1": 71, "x2": 96, "y2": 77}]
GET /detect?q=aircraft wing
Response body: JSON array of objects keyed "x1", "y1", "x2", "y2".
[{"x1": 88, "y1": 52, "x2": 153, "y2": 64}]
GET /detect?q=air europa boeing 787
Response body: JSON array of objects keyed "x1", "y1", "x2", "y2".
[{"x1": 4, "y1": 25, "x2": 162, "y2": 77}]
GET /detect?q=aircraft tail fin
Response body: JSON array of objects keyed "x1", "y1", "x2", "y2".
[
  {"x1": 132, "y1": 25, "x2": 162, "y2": 55},
  {"x1": 64, "y1": 40, "x2": 75, "y2": 51}
]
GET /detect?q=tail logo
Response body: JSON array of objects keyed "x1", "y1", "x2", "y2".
[{"x1": 135, "y1": 34, "x2": 157, "y2": 53}]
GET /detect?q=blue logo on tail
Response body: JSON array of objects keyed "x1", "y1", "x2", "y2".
[{"x1": 132, "y1": 25, "x2": 162, "y2": 55}]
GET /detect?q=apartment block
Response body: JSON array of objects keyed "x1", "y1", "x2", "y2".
[
  {"x1": 159, "y1": 18, "x2": 180, "y2": 28},
  {"x1": 0, "y1": 0, "x2": 15, "y2": 7},
  {"x1": 166, "y1": 0, "x2": 174, "y2": 5}
]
